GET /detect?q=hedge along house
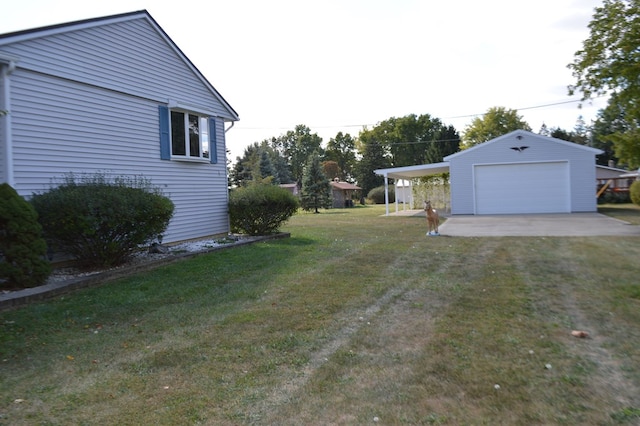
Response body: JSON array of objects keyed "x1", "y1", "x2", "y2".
[
  {"x1": 0, "y1": 10, "x2": 239, "y2": 244},
  {"x1": 376, "y1": 130, "x2": 603, "y2": 215}
]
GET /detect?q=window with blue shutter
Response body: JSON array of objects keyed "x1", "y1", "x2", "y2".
[
  {"x1": 158, "y1": 106, "x2": 171, "y2": 160},
  {"x1": 159, "y1": 105, "x2": 216, "y2": 163}
]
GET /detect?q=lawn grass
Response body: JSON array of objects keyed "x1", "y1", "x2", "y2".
[
  {"x1": 599, "y1": 203, "x2": 640, "y2": 225},
  {"x1": 1, "y1": 205, "x2": 639, "y2": 425}
]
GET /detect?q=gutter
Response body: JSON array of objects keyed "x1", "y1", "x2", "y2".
[{"x1": 1, "y1": 53, "x2": 19, "y2": 187}]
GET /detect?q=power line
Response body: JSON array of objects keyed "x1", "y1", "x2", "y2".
[{"x1": 231, "y1": 97, "x2": 601, "y2": 134}]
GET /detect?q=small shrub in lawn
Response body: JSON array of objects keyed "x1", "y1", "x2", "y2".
[
  {"x1": 30, "y1": 173, "x2": 174, "y2": 268},
  {"x1": 229, "y1": 183, "x2": 299, "y2": 235},
  {"x1": 367, "y1": 185, "x2": 394, "y2": 204},
  {"x1": 0, "y1": 183, "x2": 51, "y2": 289},
  {"x1": 631, "y1": 180, "x2": 640, "y2": 206},
  {"x1": 598, "y1": 190, "x2": 631, "y2": 204}
]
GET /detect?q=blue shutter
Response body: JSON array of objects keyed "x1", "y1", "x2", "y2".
[
  {"x1": 209, "y1": 117, "x2": 218, "y2": 164},
  {"x1": 159, "y1": 106, "x2": 170, "y2": 160}
]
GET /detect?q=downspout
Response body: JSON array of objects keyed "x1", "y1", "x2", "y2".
[
  {"x1": 1, "y1": 58, "x2": 16, "y2": 187},
  {"x1": 223, "y1": 119, "x2": 235, "y2": 234}
]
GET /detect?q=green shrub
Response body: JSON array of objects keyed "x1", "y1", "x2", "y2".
[
  {"x1": 598, "y1": 190, "x2": 631, "y2": 204},
  {"x1": 30, "y1": 173, "x2": 174, "y2": 268},
  {"x1": 229, "y1": 183, "x2": 299, "y2": 235},
  {"x1": 631, "y1": 180, "x2": 640, "y2": 206},
  {"x1": 0, "y1": 183, "x2": 51, "y2": 289},
  {"x1": 367, "y1": 185, "x2": 395, "y2": 204}
]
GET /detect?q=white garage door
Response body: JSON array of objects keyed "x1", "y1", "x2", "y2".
[{"x1": 474, "y1": 162, "x2": 570, "y2": 214}]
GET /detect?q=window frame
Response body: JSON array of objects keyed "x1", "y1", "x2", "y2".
[{"x1": 159, "y1": 105, "x2": 217, "y2": 164}]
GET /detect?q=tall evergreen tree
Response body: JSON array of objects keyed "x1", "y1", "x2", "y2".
[
  {"x1": 258, "y1": 150, "x2": 277, "y2": 183},
  {"x1": 230, "y1": 141, "x2": 292, "y2": 187},
  {"x1": 301, "y1": 152, "x2": 331, "y2": 213}
]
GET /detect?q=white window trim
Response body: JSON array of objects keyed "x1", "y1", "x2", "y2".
[{"x1": 169, "y1": 109, "x2": 210, "y2": 162}]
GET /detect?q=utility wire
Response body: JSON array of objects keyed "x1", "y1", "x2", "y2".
[{"x1": 232, "y1": 98, "x2": 593, "y2": 132}]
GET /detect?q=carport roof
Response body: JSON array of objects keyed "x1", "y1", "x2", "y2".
[{"x1": 374, "y1": 162, "x2": 450, "y2": 180}]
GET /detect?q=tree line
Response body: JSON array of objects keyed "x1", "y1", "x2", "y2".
[{"x1": 229, "y1": 105, "x2": 621, "y2": 198}]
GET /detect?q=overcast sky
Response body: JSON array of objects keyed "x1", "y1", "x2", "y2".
[{"x1": 1, "y1": 0, "x2": 607, "y2": 161}]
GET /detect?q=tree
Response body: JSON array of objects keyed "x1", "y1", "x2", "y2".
[
  {"x1": 354, "y1": 133, "x2": 391, "y2": 197},
  {"x1": 462, "y1": 107, "x2": 531, "y2": 148},
  {"x1": 258, "y1": 150, "x2": 277, "y2": 183},
  {"x1": 230, "y1": 141, "x2": 293, "y2": 187},
  {"x1": 322, "y1": 160, "x2": 341, "y2": 180},
  {"x1": 573, "y1": 115, "x2": 590, "y2": 145},
  {"x1": 272, "y1": 125, "x2": 323, "y2": 185},
  {"x1": 300, "y1": 152, "x2": 332, "y2": 213},
  {"x1": 548, "y1": 116, "x2": 592, "y2": 146},
  {"x1": 539, "y1": 123, "x2": 551, "y2": 137},
  {"x1": 591, "y1": 102, "x2": 627, "y2": 166},
  {"x1": 357, "y1": 114, "x2": 460, "y2": 168},
  {"x1": 424, "y1": 124, "x2": 460, "y2": 164},
  {"x1": 568, "y1": 0, "x2": 640, "y2": 167},
  {"x1": 230, "y1": 143, "x2": 260, "y2": 187},
  {"x1": 325, "y1": 132, "x2": 356, "y2": 181}
]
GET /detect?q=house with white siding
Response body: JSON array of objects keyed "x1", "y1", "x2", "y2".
[
  {"x1": 0, "y1": 10, "x2": 239, "y2": 243},
  {"x1": 376, "y1": 130, "x2": 603, "y2": 215}
]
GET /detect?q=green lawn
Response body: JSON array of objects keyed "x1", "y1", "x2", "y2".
[
  {"x1": 1, "y1": 205, "x2": 639, "y2": 425},
  {"x1": 599, "y1": 203, "x2": 640, "y2": 225}
]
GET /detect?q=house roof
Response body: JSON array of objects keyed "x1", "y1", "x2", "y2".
[
  {"x1": 0, "y1": 10, "x2": 239, "y2": 122},
  {"x1": 444, "y1": 129, "x2": 602, "y2": 160},
  {"x1": 330, "y1": 181, "x2": 362, "y2": 190},
  {"x1": 596, "y1": 164, "x2": 633, "y2": 174}
]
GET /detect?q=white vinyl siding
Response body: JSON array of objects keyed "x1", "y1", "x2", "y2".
[
  {"x1": 474, "y1": 162, "x2": 570, "y2": 214},
  {"x1": 446, "y1": 131, "x2": 601, "y2": 215},
  {"x1": 0, "y1": 18, "x2": 234, "y2": 120},
  {"x1": 2, "y1": 13, "x2": 235, "y2": 243}
]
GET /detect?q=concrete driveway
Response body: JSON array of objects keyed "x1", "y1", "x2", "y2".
[{"x1": 437, "y1": 213, "x2": 640, "y2": 237}]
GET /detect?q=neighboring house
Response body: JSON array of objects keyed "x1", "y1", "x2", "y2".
[
  {"x1": 0, "y1": 10, "x2": 239, "y2": 243},
  {"x1": 596, "y1": 164, "x2": 635, "y2": 194},
  {"x1": 279, "y1": 183, "x2": 299, "y2": 197},
  {"x1": 376, "y1": 130, "x2": 603, "y2": 215},
  {"x1": 330, "y1": 179, "x2": 361, "y2": 208}
]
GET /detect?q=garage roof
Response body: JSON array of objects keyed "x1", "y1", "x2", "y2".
[{"x1": 374, "y1": 162, "x2": 449, "y2": 180}]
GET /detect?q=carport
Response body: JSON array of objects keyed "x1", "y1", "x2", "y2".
[{"x1": 374, "y1": 162, "x2": 449, "y2": 216}]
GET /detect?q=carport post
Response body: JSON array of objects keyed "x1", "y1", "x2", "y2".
[
  {"x1": 383, "y1": 175, "x2": 390, "y2": 216},
  {"x1": 394, "y1": 179, "x2": 399, "y2": 213}
]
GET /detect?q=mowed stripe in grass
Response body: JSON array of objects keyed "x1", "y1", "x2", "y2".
[{"x1": 1, "y1": 206, "x2": 639, "y2": 425}]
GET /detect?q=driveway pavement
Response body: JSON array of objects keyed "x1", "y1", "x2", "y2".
[{"x1": 437, "y1": 213, "x2": 640, "y2": 237}]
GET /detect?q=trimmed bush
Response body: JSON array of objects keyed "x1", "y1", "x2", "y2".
[
  {"x1": 598, "y1": 190, "x2": 631, "y2": 204},
  {"x1": 631, "y1": 180, "x2": 640, "y2": 206},
  {"x1": 367, "y1": 185, "x2": 395, "y2": 204},
  {"x1": 229, "y1": 183, "x2": 299, "y2": 235},
  {"x1": 0, "y1": 183, "x2": 51, "y2": 289},
  {"x1": 30, "y1": 173, "x2": 174, "y2": 268}
]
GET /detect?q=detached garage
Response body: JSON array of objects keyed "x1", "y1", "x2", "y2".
[{"x1": 375, "y1": 130, "x2": 603, "y2": 215}]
